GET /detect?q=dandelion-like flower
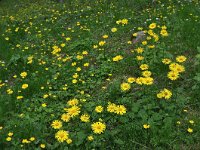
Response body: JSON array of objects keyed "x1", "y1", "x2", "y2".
[
  {"x1": 55, "y1": 130, "x2": 69, "y2": 142},
  {"x1": 51, "y1": 120, "x2": 62, "y2": 129},
  {"x1": 91, "y1": 122, "x2": 106, "y2": 134},
  {"x1": 120, "y1": 82, "x2": 131, "y2": 91}
]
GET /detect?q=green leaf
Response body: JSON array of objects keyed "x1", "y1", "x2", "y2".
[
  {"x1": 151, "y1": 113, "x2": 162, "y2": 121},
  {"x1": 138, "y1": 110, "x2": 148, "y2": 120},
  {"x1": 76, "y1": 131, "x2": 87, "y2": 146},
  {"x1": 63, "y1": 147, "x2": 69, "y2": 150},
  {"x1": 194, "y1": 73, "x2": 200, "y2": 82},
  {"x1": 7, "y1": 54, "x2": 21, "y2": 65},
  {"x1": 197, "y1": 46, "x2": 200, "y2": 53},
  {"x1": 110, "y1": 129, "x2": 120, "y2": 136},
  {"x1": 131, "y1": 102, "x2": 140, "y2": 113},
  {"x1": 114, "y1": 138, "x2": 124, "y2": 145}
]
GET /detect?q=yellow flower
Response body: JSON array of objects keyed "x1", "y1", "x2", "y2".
[
  {"x1": 162, "y1": 58, "x2": 171, "y2": 64},
  {"x1": 138, "y1": 27, "x2": 143, "y2": 30},
  {"x1": 51, "y1": 46, "x2": 61, "y2": 55},
  {"x1": 148, "y1": 30, "x2": 154, "y2": 36},
  {"x1": 143, "y1": 124, "x2": 150, "y2": 129},
  {"x1": 41, "y1": 103, "x2": 47, "y2": 107},
  {"x1": 112, "y1": 55, "x2": 123, "y2": 62},
  {"x1": 140, "y1": 64, "x2": 149, "y2": 70},
  {"x1": 149, "y1": 23, "x2": 157, "y2": 29},
  {"x1": 22, "y1": 84, "x2": 28, "y2": 89},
  {"x1": 55, "y1": 130, "x2": 69, "y2": 142},
  {"x1": 161, "y1": 25, "x2": 167, "y2": 30},
  {"x1": 107, "y1": 103, "x2": 117, "y2": 113},
  {"x1": 120, "y1": 82, "x2": 131, "y2": 91},
  {"x1": 9, "y1": 16, "x2": 15, "y2": 20},
  {"x1": 136, "y1": 77, "x2": 144, "y2": 85},
  {"x1": 142, "y1": 41, "x2": 147, "y2": 45},
  {"x1": 187, "y1": 128, "x2": 193, "y2": 133},
  {"x1": 8, "y1": 132, "x2": 13, "y2": 136},
  {"x1": 61, "y1": 113, "x2": 71, "y2": 122},
  {"x1": 99, "y1": 41, "x2": 106, "y2": 46},
  {"x1": 127, "y1": 77, "x2": 136, "y2": 83},
  {"x1": 142, "y1": 77, "x2": 154, "y2": 85},
  {"x1": 148, "y1": 45, "x2": 155, "y2": 49},
  {"x1": 162, "y1": 88, "x2": 172, "y2": 99},
  {"x1": 27, "y1": 55, "x2": 33, "y2": 64},
  {"x1": 80, "y1": 114, "x2": 90, "y2": 122},
  {"x1": 84, "y1": 63, "x2": 89, "y2": 67},
  {"x1": 91, "y1": 122, "x2": 106, "y2": 134},
  {"x1": 189, "y1": 120, "x2": 194, "y2": 124},
  {"x1": 169, "y1": 63, "x2": 185, "y2": 73},
  {"x1": 87, "y1": 135, "x2": 94, "y2": 141},
  {"x1": 43, "y1": 94, "x2": 49, "y2": 99},
  {"x1": 127, "y1": 41, "x2": 132, "y2": 44},
  {"x1": 157, "y1": 93, "x2": 163, "y2": 99},
  {"x1": 7, "y1": 89, "x2": 13, "y2": 94},
  {"x1": 80, "y1": 91, "x2": 85, "y2": 95},
  {"x1": 147, "y1": 36, "x2": 152, "y2": 40},
  {"x1": 115, "y1": 105, "x2": 126, "y2": 115},
  {"x1": 15, "y1": 27, "x2": 19, "y2": 32},
  {"x1": 142, "y1": 71, "x2": 152, "y2": 77},
  {"x1": 65, "y1": 106, "x2": 81, "y2": 117},
  {"x1": 121, "y1": 19, "x2": 128, "y2": 25},
  {"x1": 72, "y1": 79, "x2": 77, "y2": 83},
  {"x1": 111, "y1": 27, "x2": 117, "y2": 32},
  {"x1": 135, "y1": 47, "x2": 144, "y2": 53},
  {"x1": 51, "y1": 120, "x2": 62, "y2": 129},
  {"x1": 6, "y1": 137, "x2": 12, "y2": 141},
  {"x1": 167, "y1": 71, "x2": 179, "y2": 80},
  {"x1": 60, "y1": 43, "x2": 65, "y2": 47},
  {"x1": 95, "y1": 106, "x2": 103, "y2": 113},
  {"x1": 66, "y1": 138, "x2": 72, "y2": 144},
  {"x1": 76, "y1": 67, "x2": 81, "y2": 71},
  {"x1": 20, "y1": 72, "x2": 27, "y2": 78},
  {"x1": 160, "y1": 29, "x2": 168, "y2": 36},
  {"x1": 29, "y1": 137, "x2": 35, "y2": 141},
  {"x1": 66, "y1": 37, "x2": 71, "y2": 41},
  {"x1": 154, "y1": 35, "x2": 159, "y2": 41},
  {"x1": 136, "y1": 56, "x2": 144, "y2": 61},
  {"x1": 116, "y1": 19, "x2": 122, "y2": 24},
  {"x1": 132, "y1": 33, "x2": 138, "y2": 37},
  {"x1": 157, "y1": 88, "x2": 172, "y2": 100},
  {"x1": 82, "y1": 51, "x2": 88, "y2": 55},
  {"x1": 22, "y1": 139, "x2": 30, "y2": 143},
  {"x1": 93, "y1": 45, "x2": 98, "y2": 48},
  {"x1": 40, "y1": 144, "x2": 46, "y2": 148},
  {"x1": 169, "y1": 63, "x2": 179, "y2": 70},
  {"x1": 16, "y1": 44, "x2": 20, "y2": 47},
  {"x1": 76, "y1": 55, "x2": 83, "y2": 60},
  {"x1": 67, "y1": 99, "x2": 79, "y2": 106},
  {"x1": 175, "y1": 65, "x2": 185, "y2": 73},
  {"x1": 71, "y1": 62, "x2": 77, "y2": 66},
  {"x1": 102, "y1": 35, "x2": 108, "y2": 39},
  {"x1": 17, "y1": 96, "x2": 23, "y2": 100},
  {"x1": 176, "y1": 55, "x2": 187, "y2": 63}
]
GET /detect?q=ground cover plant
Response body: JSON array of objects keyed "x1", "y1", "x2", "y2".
[{"x1": 0, "y1": 0, "x2": 200, "y2": 149}]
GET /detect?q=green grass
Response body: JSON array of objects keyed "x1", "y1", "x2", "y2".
[{"x1": 0, "y1": 0, "x2": 200, "y2": 149}]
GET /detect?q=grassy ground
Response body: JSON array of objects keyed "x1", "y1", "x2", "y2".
[{"x1": 0, "y1": 0, "x2": 200, "y2": 149}]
